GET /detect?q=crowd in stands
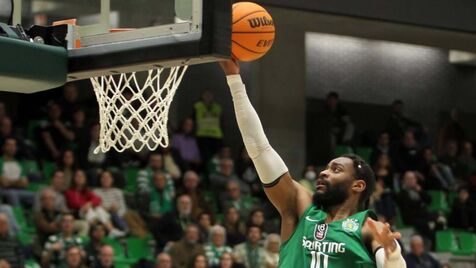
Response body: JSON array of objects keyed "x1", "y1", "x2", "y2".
[{"x1": 0, "y1": 84, "x2": 474, "y2": 268}]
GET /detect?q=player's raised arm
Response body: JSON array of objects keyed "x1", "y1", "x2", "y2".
[{"x1": 219, "y1": 59, "x2": 312, "y2": 223}]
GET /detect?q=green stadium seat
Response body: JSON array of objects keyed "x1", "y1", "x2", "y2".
[
  {"x1": 447, "y1": 191, "x2": 458, "y2": 207},
  {"x1": 124, "y1": 167, "x2": 139, "y2": 193},
  {"x1": 395, "y1": 208, "x2": 408, "y2": 229},
  {"x1": 355, "y1": 147, "x2": 373, "y2": 163},
  {"x1": 333, "y1": 145, "x2": 353, "y2": 157},
  {"x1": 12, "y1": 206, "x2": 36, "y2": 233},
  {"x1": 103, "y1": 237, "x2": 126, "y2": 258},
  {"x1": 21, "y1": 160, "x2": 40, "y2": 174},
  {"x1": 25, "y1": 259, "x2": 40, "y2": 268},
  {"x1": 427, "y1": 190, "x2": 449, "y2": 213},
  {"x1": 203, "y1": 191, "x2": 219, "y2": 213},
  {"x1": 436, "y1": 230, "x2": 458, "y2": 253},
  {"x1": 126, "y1": 237, "x2": 154, "y2": 260},
  {"x1": 42, "y1": 161, "x2": 57, "y2": 181},
  {"x1": 454, "y1": 232, "x2": 476, "y2": 255},
  {"x1": 27, "y1": 182, "x2": 47, "y2": 192},
  {"x1": 17, "y1": 232, "x2": 33, "y2": 246}
]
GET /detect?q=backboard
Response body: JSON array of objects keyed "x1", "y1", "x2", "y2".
[{"x1": 1, "y1": 0, "x2": 231, "y2": 84}]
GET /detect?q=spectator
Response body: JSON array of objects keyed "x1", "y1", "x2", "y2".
[
  {"x1": 137, "y1": 153, "x2": 170, "y2": 194},
  {"x1": 35, "y1": 189, "x2": 63, "y2": 246},
  {"x1": 42, "y1": 213, "x2": 83, "y2": 267},
  {"x1": 233, "y1": 226, "x2": 265, "y2": 268},
  {"x1": 65, "y1": 170, "x2": 124, "y2": 237},
  {"x1": 419, "y1": 148, "x2": 456, "y2": 190},
  {"x1": 393, "y1": 131, "x2": 422, "y2": 173},
  {"x1": 223, "y1": 180, "x2": 253, "y2": 218},
  {"x1": 0, "y1": 117, "x2": 31, "y2": 159},
  {"x1": 172, "y1": 117, "x2": 202, "y2": 171},
  {"x1": 39, "y1": 101, "x2": 74, "y2": 160},
  {"x1": 223, "y1": 207, "x2": 246, "y2": 247},
  {"x1": 246, "y1": 209, "x2": 277, "y2": 238},
  {"x1": 370, "y1": 132, "x2": 391, "y2": 165},
  {"x1": 235, "y1": 148, "x2": 263, "y2": 199},
  {"x1": 437, "y1": 108, "x2": 465, "y2": 154},
  {"x1": 161, "y1": 146, "x2": 183, "y2": 181},
  {"x1": 58, "y1": 83, "x2": 81, "y2": 123},
  {"x1": 64, "y1": 245, "x2": 87, "y2": 268},
  {"x1": 448, "y1": 187, "x2": 476, "y2": 231},
  {"x1": 85, "y1": 223, "x2": 107, "y2": 266},
  {"x1": 34, "y1": 170, "x2": 68, "y2": 212},
  {"x1": 373, "y1": 154, "x2": 395, "y2": 190},
  {"x1": 325, "y1": 92, "x2": 354, "y2": 148},
  {"x1": 0, "y1": 203, "x2": 19, "y2": 236},
  {"x1": 93, "y1": 245, "x2": 115, "y2": 268},
  {"x1": 197, "y1": 212, "x2": 214, "y2": 243},
  {"x1": 397, "y1": 171, "x2": 445, "y2": 240},
  {"x1": 262, "y1": 234, "x2": 280, "y2": 268},
  {"x1": 385, "y1": 100, "x2": 421, "y2": 141},
  {"x1": 439, "y1": 140, "x2": 459, "y2": 173},
  {"x1": 149, "y1": 171, "x2": 175, "y2": 219},
  {"x1": 0, "y1": 138, "x2": 35, "y2": 206},
  {"x1": 58, "y1": 149, "x2": 78, "y2": 189},
  {"x1": 456, "y1": 141, "x2": 476, "y2": 181},
  {"x1": 369, "y1": 178, "x2": 397, "y2": 224},
  {"x1": 0, "y1": 102, "x2": 6, "y2": 123},
  {"x1": 152, "y1": 194, "x2": 195, "y2": 250},
  {"x1": 93, "y1": 171, "x2": 128, "y2": 232},
  {"x1": 190, "y1": 254, "x2": 208, "y2": 268},
  {"x1": 71, "y1": 109, "x2": 90, "y2": 166},
  {"x1": 298, "y1": 165, "x2": 318, "y2": 194},
  {"x1": 210, "y1": 159, "x2": 240, "y2": 194},
  {"x1": 404, "y1": 235, "x2": 440, "y2": 268},
  {"x1": 156, "y1": 252, "x2": 173, "y2": 268},
  {"x1": 0, "y1": 213, "x2": 24, "y2": 267},
  {"x1": 208, "y1": 146, "x2": 232, "y2": 175},
  {"x1": 211, "y1": 252, "x2": 243, "y2": 268},
  {"x1": 180, "y1": 171, "x2": 209, "y2": 218},
  {"x1": 441, "y1": 264, "x2": 451, "y2": 268},
  {"x1": 194, "y1": 89, "x2": 224, "y2": 163},
  {"x1": 167, "y1": 224, "x2": 205, "y2": 268},
  {"x1": 204, "y1": 225, "x2": 232, "y2": 267}
]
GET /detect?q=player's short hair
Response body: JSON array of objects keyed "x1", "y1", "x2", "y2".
[{"x1": 341, "y1": 154, "x2": 375, "y2": 210}]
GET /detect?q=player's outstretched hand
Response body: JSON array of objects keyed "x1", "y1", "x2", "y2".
[
  {"x1": 365, "y1": 218, "x2": 401, "y2": 257},
  {"x1": 219, "y1": 58, "x2": 240, "y2": 75}
]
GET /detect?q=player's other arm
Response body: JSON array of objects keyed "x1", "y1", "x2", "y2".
[
  {"x1": 364, "y1": 218, "x2": 407, "y2": 268},
  {"x1": 220, "y1": 60, "x2": 312, "y2": 222}
]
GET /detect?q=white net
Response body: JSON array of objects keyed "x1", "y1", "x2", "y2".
[{"x1": 90, "y1": 66, "x2": 188, "y2": 153}]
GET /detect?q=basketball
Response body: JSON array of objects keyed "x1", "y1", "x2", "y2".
[{"x1": 232, "y1": 2, "x2": 275, "y2": 62}]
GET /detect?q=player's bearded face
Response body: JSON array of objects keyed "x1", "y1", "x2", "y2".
[{"x1": 313, "y1": 171, "x2": 353, "y2": 209}]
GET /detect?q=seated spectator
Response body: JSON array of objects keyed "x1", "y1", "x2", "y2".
[
  {"x1": 325, "y1": 91, "x2": 354, "y2": 148},
  {"x1": 233, "y1": 226, "x2": 265, "y2": 268},
  {"x1": 373, "y1": 154, "x2": 395, "y2": 190},
  {"x1": 172, "y1": 117, "x2": 202, "y2": 171},
  {"x1": 439, "y1": 140, "x2": 459, "y2": 173},
  {"x1": 34, "y1": 170, "x2": 68, "y2": 212},
  {"x1": 156, "y1": 252, "x2": 173, "y2": 268},
  {"x1": 298, "y1": 165, "x2": 318, "y2": 194},
  {"x1": 137, "y1": 153, "x2": 171, "y2": 194},
  {"x1": 92, "y1": 245, "x2": 115, "y2": 268},
  {"x1": 457, "y1": 141, "x2": 476, "y2": 181},
  {"x1": 197, "y1": 212, "x2": 214, "y2": 243},
  {"x1": 167, "y1": 224, "x2": 204, "y2": 268},
  {"x1": 204, "y1": 225, "x2": 232, "y2": 267},
  {"x1": 39, "y1": 101, "x2": 74, "y2": 160},
  {"x1": 191, "y1": 254, "x2": 209, "y2": 268},
  {"x1": 210, "y1": 159, "x2": 241, "y2": 195},
  {"x1": 404, "y1": 234, "x2": 440, "y2": 268},
  {"x1": 93, "y1": 171, "x2": 128, "y2": 232},
  {"x1": 59, "y1": 83, "x2": 81, "y2": 123},
  {"x1": 152, "y1": 194, "x2": 195, "y2": 250},
  {"x1": 0, "y1": 117, "x2": 32, "y2": 159},
  {"x1": 397, "y1": 171, "x2": 445, "y2": 240},
  {"x1": 235, "y1": 148, "x2": 263, "y2": 199},
  {"x1": 180, "y1": 171, "x2": 209, "y2": 218},
  {"x1": 0, "y1": 213, "x2": 25, "y2": 267},
  {"x1": 161, "y1": 145, "x2": 183, "y2": 181},
  {"x1": 223, "y1": 207, "x2": 246, "y2": 247},
  {"x1": 393, "y1": 131, "x2": 422, "y2": 173},
  {"x1": 448, "y1": 187, "x2": 476, "y2": 231},
  {"x1": 222, "y1": 180, "x2": 253, "y2": 218},
  {"x1": 369, "y1": 179, "x2": 397, "y2": 224},
  {"x1": 263, "y1": 234, "x2": 280, "y2": 268},
  {"x1": 64, "y1": 245, "x2": 87, "y2": 268},
  {"x1": 441, "y1": 264, "x2": 452, "y2": 268},
  {"x1": 385, "y1": 100, "x2": 421, "y2": 141},
  {"x1": 0, "y1": 203, "x2": 19, "y2": 236},
  {"x1": 208, "y1": 146, "x2": 232, "y2": 175},
  {"x1": 246, "y1": 209, "x2": 277, "y2": 238},
  {"x1": 84, "y1": 222, "x2": 107, "y2": 266},
  {"x1": 0, "y1": 138, "x2": 35, "y2": 206},
  {"x1": 35, "y1": 189, "x2": 63, "y2": 246},
  {"x1": 370, "y1": 132, "x2": 391, "y2": 165},
  {"x1": 71, "y1": 109, "x2": 90, "y2": 166},
  {"x1": 211, "y1": 252, "x2": 243, "y2": 268},
  {"x1": 57, "y1": 149, "x2": 78, "y2": 189},
  {"x1": 419, "y1": 148, "x2": 456, "y2": 190},
  {"x1": 65, "y1": 170, "x2": 124, "y2": 237},
  {"x1": 437, "y1": 108, "x2": 466, "y2": 155},
  {"x1": 149, "y1": 171, "x2": 175, "y2": 219},
  {"x1": 42, "y1": 213, "x2": 83, "y2": 267}
]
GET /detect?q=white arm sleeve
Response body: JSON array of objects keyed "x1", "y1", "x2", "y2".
[
  {"x1": 375, "y1": 242, "x2": 407, "y2": 268},
  {"x1": 226, "y1": 74, "x2": 288, "y2": 185}
]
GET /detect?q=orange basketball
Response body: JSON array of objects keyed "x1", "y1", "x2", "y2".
[{"x1": 232, "y1": 2, "x2": 275, "y2": 62}]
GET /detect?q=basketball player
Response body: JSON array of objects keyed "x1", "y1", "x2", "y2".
[{"x1": 219, "y1": 59, "x2": 406, "y2": 268}]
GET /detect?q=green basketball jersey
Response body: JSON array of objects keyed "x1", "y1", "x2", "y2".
[{"x1": 279, "y1": 205, "x2": 376, "y2": 268}]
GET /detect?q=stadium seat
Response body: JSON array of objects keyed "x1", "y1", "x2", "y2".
[
  {"x1": 333, "y1": 145, "x2": 353, "y2": 157},
  {"x1": 42, "y1": 161, "x2": 57, "y2": 181},
  {"x1": 355, "y1": 147, "x2": 373, "y2": 163},
  {"x1": 12, "y1": 206, "x2": 36, "y2": 233},
  {"x1": 436, "y1": 230, "x2": 459, "y2": 253},
  {"x1": 25, "y1": 259, "x2": 40, "y2": 268},
  {"x1": 454, "y1": 232, "x2": 476, "y2": 255},
  {"x1": 427, "y1": 191, "x2": 450, "y2": 213},
  {"x1": 126, "y1": 237, "x2": 154, "y2": 260},
  {"x1": 124, "y1": 167, "x2": 139, "y2": 193},
  {"x1": 103, "y1": 237, "x2": 126, "y2": 258}
]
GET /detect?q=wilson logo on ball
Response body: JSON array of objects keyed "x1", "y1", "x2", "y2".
[{"x1": 248, "y1": 16, "x2": 274, "y2": 28}]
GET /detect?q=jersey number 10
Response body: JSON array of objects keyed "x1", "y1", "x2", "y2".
[{"x1": 310, "y1": 251, "x2": 329, "y2": 268}]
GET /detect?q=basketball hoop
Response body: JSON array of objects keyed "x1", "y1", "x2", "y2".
[{"x1": 90, "y1": 66, "x2": 188, "y2": 153}]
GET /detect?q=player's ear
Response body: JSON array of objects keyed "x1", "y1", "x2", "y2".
[{"x1": 352, "y1": 179, "x2": 366, "y2": 193}]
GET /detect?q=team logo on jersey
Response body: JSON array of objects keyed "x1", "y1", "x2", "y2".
[
  {"x1": 342, "y1": 219, "x2": 359, "y2": 233},
  {"x1": 314, "y1": 224, "x2": 328, "y2": 241}
]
